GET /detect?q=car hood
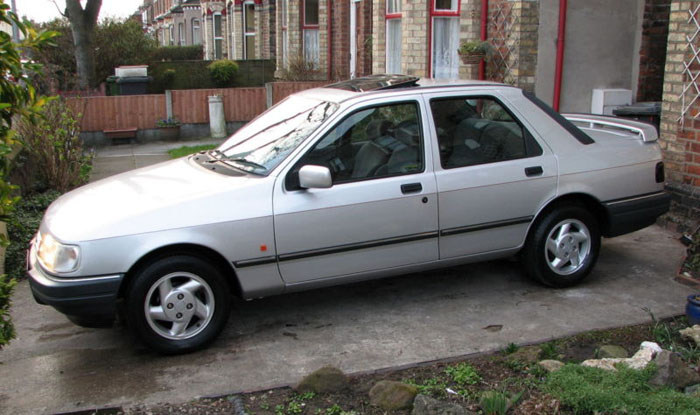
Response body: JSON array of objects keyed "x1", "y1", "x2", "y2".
[{"x1": 43, "y1": 158, "x2": 273, "y2": 242}]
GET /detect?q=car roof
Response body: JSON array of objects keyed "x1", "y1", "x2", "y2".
[{"x1": 294, "y1": 74, "x2": 510, "y2": 104}]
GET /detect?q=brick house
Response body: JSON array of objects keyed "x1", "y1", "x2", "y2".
[{"x1": 275, "y1": 0, "x2": 373, "y2": 80}]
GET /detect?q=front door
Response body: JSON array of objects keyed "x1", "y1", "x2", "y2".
[{"x1": 273, "y1": 99, "x2": 439, "y2": 284}]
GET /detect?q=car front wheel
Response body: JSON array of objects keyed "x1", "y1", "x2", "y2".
[
  {"x1": 523, "y1": 205, "x2": 601, "y2": 288},
  {"x1": 125, "y1": 255, "x2": 231, "y2": 354}
]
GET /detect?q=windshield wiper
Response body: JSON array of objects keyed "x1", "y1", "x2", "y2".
[{"x1": 225, "y1": 158, "x2": 267, "y2": 171}]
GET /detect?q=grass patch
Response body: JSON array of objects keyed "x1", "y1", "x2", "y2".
[
  {"x1": 168, "y1": 144, "x2": 217, "y2": 159},
  {"x1": 544, "y1": 364, "x2": 700, "y2": 415}
]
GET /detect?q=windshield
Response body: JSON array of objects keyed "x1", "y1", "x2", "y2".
[{"x1": 217, "y1": 96, "x2": 338, "y2": 174}]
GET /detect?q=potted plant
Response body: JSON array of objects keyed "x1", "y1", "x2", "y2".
[
  {"x1": 156, "y1": 117, "x2": 181, "y2": 140},
  {"x1": 458, "y1": 40, "x2": 492, "y2": 64}
]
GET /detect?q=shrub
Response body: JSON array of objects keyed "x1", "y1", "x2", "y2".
[
  {"x1": 17, "y1": 99, "x2": 92, "y2": 193},
  {"x1": 208, "y1": 60, "x2": 239, "y2": 87},
  {"x1": 5, "y1": 190, "x2": 61, "y2": 281},
  {"x1": 149, "y1": 45, "x2": 204, "y2": 62},
  {"x1": 278, "y1": 54, "x2": 323, "y2": 81},
  {"x1": 0, "y1": 274, "x2": 16, "y2": 347},
  {"x1": 445, "y1": 362, "x2": 482, "y2": 385},
  {"x1": 544, "y1": 363, "x2": 700, "y2": 415}
]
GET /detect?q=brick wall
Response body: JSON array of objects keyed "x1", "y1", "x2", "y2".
[
  {"x1": 331, "y1": 0, "x2": 350, "y2": 80},
  {"x1": 459, "y1": 0, "x2": 482, "y2": 80},
  {"x1": 638, "y1": 0, "x2": 671, "y2": 102},
  {"x1": 659, "y1": 1, "x2": 700, "y2": 230},
  {"x1": 371, "y1": 0, "x2": 387, "y2": 74},
  {"x1": 487, "y1": 0, "x2": 538, "y2": 92}
]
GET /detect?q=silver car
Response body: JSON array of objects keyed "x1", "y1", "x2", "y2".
[{"x1": 27, "y1": 75, "x2": 670, "y2": 353}]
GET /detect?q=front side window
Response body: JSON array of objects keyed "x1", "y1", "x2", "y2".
[
  {"x1": 430, "y1": 96, "x2": 541, "y2": 169},
  {"x1": 219, "y1": 97, "x2": 338, "y2": 175},
  {"x1": 303, "y1": 0, "x2": 320, "y2": 67},
  {"x1": 288, "y1": 102, "x2": 423, "y2": 188}
]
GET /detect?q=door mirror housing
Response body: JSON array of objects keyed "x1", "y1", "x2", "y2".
[{"x1": 298, "y1": 165, "x2": 332, "y2": 189}]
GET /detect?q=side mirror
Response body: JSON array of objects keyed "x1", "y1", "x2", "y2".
[{"x1": 298, "y1": 165, "x2": 332, "y2": 189}]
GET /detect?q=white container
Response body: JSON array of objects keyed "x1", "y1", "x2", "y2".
[
  {"x1": 115, "y1": 65, "x2": 149, "y2": 78},
  {"x1": 591, "y1": 88, "x2": 632, "y2": 115}
]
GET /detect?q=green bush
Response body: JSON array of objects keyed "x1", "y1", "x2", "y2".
[
  {"x1": 5, "y1": 191, "x2": 61, "y2": 282},
  {"x1": 149, "y1": 45, "x2": 204, "y2": 62},
  {"x1": 208, "y1": 60, "x2": 239, "y2": 87},
  {"x1": 17, "y1": 99, "x2": 92, "y2": 193},
  {"x1": 544, "y1": 364, "x2": 700, "y2": 415},
  {"x1": 0, "y1": 273, "x2": 16, "y2": 347}
]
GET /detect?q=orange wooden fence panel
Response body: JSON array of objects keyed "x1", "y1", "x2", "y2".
[
  {"x1": 68, "y1": 95, "x2": 166, "y2": 132},
  {"x1": 171, "y1": 88, "x2": 266, "y2": 123},
  {"x1": 271, "y1": 81, "x2": 328, "y2": 105}
]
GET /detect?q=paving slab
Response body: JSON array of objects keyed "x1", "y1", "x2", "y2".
[{"x1": 0, "y1": 225, "x2": 692, "y2": 415}]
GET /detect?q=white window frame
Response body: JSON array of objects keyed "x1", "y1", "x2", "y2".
[
  {"x1": 178, "y1": 22, "x2": 185, "y2": 46},
  {"x1": 192, "y1": 18, "x2": 201, "y2": 45},
  {"x1": 213, "y1": 12, "x2": 223, "y2": 60}
]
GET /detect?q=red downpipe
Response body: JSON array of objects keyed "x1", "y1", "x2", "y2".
[
  {"x1": 327, "y1": 1, "x2": 332, "y2": 81},
  {"x1": 553, "y1": 0, "x2": 568, "y2": 111},
  {"x1": 479, "y1": 0, "x2": 488, "y2": 80}
]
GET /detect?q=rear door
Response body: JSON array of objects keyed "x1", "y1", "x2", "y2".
[
  {"x1": 425, "y1": 90, "x2": 558, "y2": 259},
  {"x1": 272, "y1": 97, "x2": 440, "y2": 284}
]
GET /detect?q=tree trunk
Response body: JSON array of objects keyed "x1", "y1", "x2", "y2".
[{"x1": 65, "y1": 0, "x2": 102, "y2": 89}]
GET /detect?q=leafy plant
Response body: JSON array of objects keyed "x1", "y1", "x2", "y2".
[
  {"x1": 480, "y1": 390, "x2": 523, "y2": 415},
  {"x1": 278, "y1": 54, "x2": 322, "y2": 81},
  {"x1": 208, "y1": 59, "x2": 239, "y2": 87},
  {"x1": 445, "y1": 362, "x2": 482, "y2": 385},
  {"x1": 156, "y1": 117, "x2": 181, "y2": 128},
  {"x1": 5, "y1": 191, "x2": 61, "y2": 281},
  {"x1": 0, "y1": 2, "x2": 57, "y2": 349},
  {"x1": 545, "y1": 363, "x2": 700, "y2": 415},
  {"x1": 458, "y1": 40, "x2": 492, "y2": 56},
  {"x1": 404, "y1": 377, "x2": 448, "y2": 397},
  {"x1": 539, "y1": 342, "x2": 559, "y2": 360},
  {"x1": 323, "y1": 404, "x2": 358, "y2": 415},
  {"x1": 503, "y1": 342, "x2": 519, "y2": 355},
  {"x1": 17, "y1": 98, "x2": 92, "y2": 193}
]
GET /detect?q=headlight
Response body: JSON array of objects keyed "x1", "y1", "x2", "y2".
[{"x1": 36, "y1": 232, "x2": 80, "y2": 273}]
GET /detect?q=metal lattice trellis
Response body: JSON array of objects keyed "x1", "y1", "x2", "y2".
[
  {"x1": 679, "y1": 4, "x2": 700, "y2": 127},
  {"x1": 488, "y1": 1, "x2": 518, "y2": 85}
]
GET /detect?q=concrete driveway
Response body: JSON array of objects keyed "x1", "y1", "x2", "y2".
[{"x1": 0, "y1": 223, "x2": 692, "y2": 415}]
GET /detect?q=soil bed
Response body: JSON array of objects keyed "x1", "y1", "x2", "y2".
[{"x1": 116, "y1": 317, "x2": 696, "y2": 415}]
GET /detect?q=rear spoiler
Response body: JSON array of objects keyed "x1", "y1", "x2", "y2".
[{"x1": 562, "y1": 114, "x2": 658, "y2": 143}]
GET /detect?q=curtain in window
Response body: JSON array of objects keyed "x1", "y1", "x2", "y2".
[
  {"x1": 304, "y1": 29, "x2": 320, "y2": 67},
  {"x1": 432, "y1": 17, "x2": 459, "y2": 79},
  {"x1": 386, "y1": 19, "x2": 402, "y2": 74}
]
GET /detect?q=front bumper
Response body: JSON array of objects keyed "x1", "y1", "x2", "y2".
[
  {"x1": 603, "y1": 191, "x2": 671, "y2": 237},
  {"x1": 27, "y1": 244, "x2": 123, "y2": 323}
]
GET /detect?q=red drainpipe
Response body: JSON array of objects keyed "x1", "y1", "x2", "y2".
[
  {"x1": 479, "y1": 0, "x2": 488, "y2": 80},
  {"x1": 553, "y1": 0, "x2": 568, "y2": 111},
  {"x1": 327, "y1": 1, "x2": 332, "y2": 81}
]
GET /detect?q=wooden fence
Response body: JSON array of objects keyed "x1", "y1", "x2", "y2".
[{"x1": 68, "y1": 82, "x2": 328, "y2": 133}]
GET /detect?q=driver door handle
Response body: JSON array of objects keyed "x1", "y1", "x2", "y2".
[{"x1": 401, "y1": 183, "x2": 422, "y2": 194}]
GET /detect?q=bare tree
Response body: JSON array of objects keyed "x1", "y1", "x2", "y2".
[{"x1": 64, "y1": 0, "x2": 102, "y2": 89}]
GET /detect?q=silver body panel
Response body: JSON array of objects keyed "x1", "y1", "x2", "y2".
[{"x1": 35, "y1": 82, "x2": 666, "y2": 299}]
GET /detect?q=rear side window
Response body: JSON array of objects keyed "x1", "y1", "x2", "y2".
[
  {"x1": 430, "y1": 96, "x2": 542, "y2": 169},
  {"x1": 523, "y1": 91, "x2": 595, "y2": 145}
]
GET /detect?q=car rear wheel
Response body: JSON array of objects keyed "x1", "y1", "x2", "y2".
[
  {"x1": 125, "y1": 255, "x2": 231, "y2": 354},
  {"x1": 523, "y1": 205, "x2": 600, "y2": 287}
]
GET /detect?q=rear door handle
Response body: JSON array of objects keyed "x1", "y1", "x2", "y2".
[
  {"x1": 401, "y1": 183, "x2": 422, "y2": 194},
  {"x1": 525, "y1": 166, "x2": 543, "y2": 177}
]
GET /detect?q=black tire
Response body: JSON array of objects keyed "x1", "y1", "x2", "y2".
[
  {"x1": 125, "y1": 255, "x2": 231, "y2": 354},
  {"x1": 523, "y1": 205, "x2": 601, "y2": 288}
]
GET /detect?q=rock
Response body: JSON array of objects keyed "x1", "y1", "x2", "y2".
[
  {"x1": 538, "y1": 360, "x2": 565, "y2": 373},
  {"x1": 640, "y1": 341, "x2": 663, "y2": 354},
  {"x1": 412, "y1": 394, "x2": 469, "y2": 415},
  {"x1": 680, "y1": 325, "x2": 700, "y2": 347},
  {"x1": 582, "y1": 344, "x2": 656, "y2": 371},
  {"x1": 685, "y1": 384, "x2": 700, "y2": 397},
  {"x1": 369, "y1": 380, "x2": 418, "y2": 411},
  {"x1": 597, "y1": 345, "x2": 628, "y2": 359},
  {"x1": 649, "y1": 350, "x2": 700, "y2": 389},
  {"x1": 295, "y1": 366, "x2": 348, "y2": 394},
  {"x1": 508, "y1": 345, "x2": 541, "y2": 363}
]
